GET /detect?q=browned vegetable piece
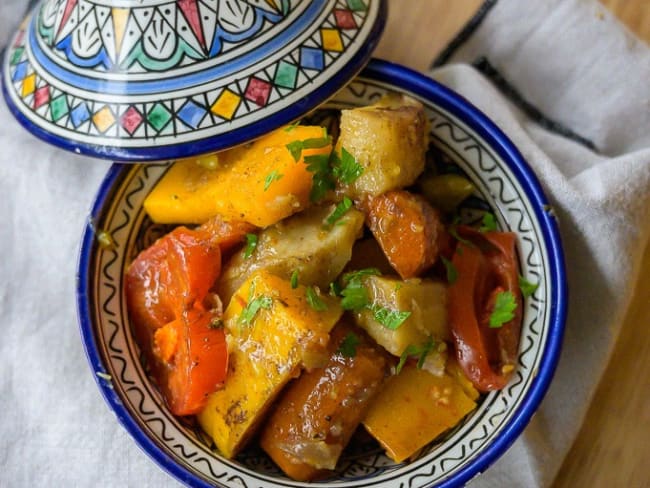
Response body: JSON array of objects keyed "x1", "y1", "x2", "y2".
[
  {"x1": 366, "y1": 190, "x2": 449, "y2": 279},
  {"x1": 346, "y1": 237, "x2": 395, "y2": 276},
  {"x1": 260, "y1": 322, "x2": 392, "y2": 481}
]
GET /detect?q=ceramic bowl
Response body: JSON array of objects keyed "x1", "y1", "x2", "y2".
[{"x1": 77, "y1": 59, "x2": 567, "y2": 488}]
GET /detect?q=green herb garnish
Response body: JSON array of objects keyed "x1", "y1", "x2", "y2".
[
  {"x1": 441, "y1": 256, "x2": 457, "y2": 284},
  {"x1": 290, "y1": 269, "x2": 299, "y2": 289},
  {"x1": 243, "y1": 233, "x2": 258, "y2": 259},
  {"x1": 324, "y1": 197, "x2": 353, "y2": 228},
  {"x1": 519, "y1": 275, "x2": 539, "y2": 298},
  {"x1": 285, "y1": 136, "x2": 331, "y2": 162},
  {"x1": 489, "y1": 290, "x2": 517, "y2": 328},
  {"x1": 370, "y1": 304, "x2": 411, "y2": 330},
  {"x1": 340, "y1": 285, "x2": 369, "y2": 310},
  {"x1": 396, "y1": 338, "x2": 435, "y2": 374},
  {"x1": 337, "y1": 332, "x2": 360, "y2": 358},
  {"x1": 240, "y1": 295, "x2": 273, "y2": 325},
  {"x1": 306, "y1": 286, "x2": 328, "y2": 311},
  {"x1": 284, "y1": 121, "x2": 300, "y2": 132},
  {"x1": 305, "y1": 153, "x2": 336, "y2": 202},
  {"x1": 263, "y1": 169, "x2": 283, "y2": 190},
  {"x1": 480, "y1": 212, "x2": 498, "y2": 232},
  {"x1": 332, "y1": 147, "x2": 363, "y2": 184}
]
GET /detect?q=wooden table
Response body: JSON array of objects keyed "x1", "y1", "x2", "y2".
[{"x1": 375, "y1": 1, "x2": 650, "y2": 487}]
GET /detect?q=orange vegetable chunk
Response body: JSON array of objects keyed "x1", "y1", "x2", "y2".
[{"x1": 143, "y1": 125, "x2": 332, "y2": 227}]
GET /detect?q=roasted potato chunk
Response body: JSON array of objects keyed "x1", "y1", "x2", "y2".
[
  {"x1": 336, "y1": 93, "x2": 428, "y2": 199},
  {"x1": 353, "y1": 275, "x2": 449, "y2": 374},
  {"x1": 217, "y1": 204, "x2": 364, "y2": 305}
]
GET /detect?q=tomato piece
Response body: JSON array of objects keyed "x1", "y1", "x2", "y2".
[
  {"x1": 153, "y1": 310, "x2": 228, "y2": 416},
  {"x1": 126, "y1": 226, "x2": 222, "y2": 333},
  {"x1": 447, "y1": 226, "x2": 522, "y2": 392},
  {"x1": 125, "y1": 226, "x2": 227, "y2": 415}
]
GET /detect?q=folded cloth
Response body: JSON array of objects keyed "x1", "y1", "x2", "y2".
[
  {"x1": 1, "y1": 1, "x2": 649, "y2": 488},
  {"x1": 429, "y1": 0, "x2": 650, "y2": 486}
]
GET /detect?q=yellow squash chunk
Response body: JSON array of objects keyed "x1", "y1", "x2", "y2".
[
  {"x1": 198, "y1": 270, "x2": 342, "y2": 459},
  {"x1": 362, "y1": 364, "x2": 477, "y2": 463},
  {"x1": 144, "y1": 125, "x2": 332, "y2": 227},
  {"x1": 354, "y1": 275, "x2": 449, "y2": 354}
]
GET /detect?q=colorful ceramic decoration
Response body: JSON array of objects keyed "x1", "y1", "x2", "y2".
[{"x1": 2, "y1": 0, "x2": 386, "y2": 161}]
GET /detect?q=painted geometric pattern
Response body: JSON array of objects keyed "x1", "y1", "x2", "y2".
[
  {"x1": 37, "y1": 0, "x2": 292, "y2": 75},
  {"x1": 4, "y1": 0, "x2": 376, "y2": 148}
]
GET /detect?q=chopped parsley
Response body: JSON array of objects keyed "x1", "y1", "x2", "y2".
[
  {"x1": 519, "y1": 275, "x2": 539, "y2": 298},
  {"x1": 243, "y1": 233, "x2": 258, "y2": 259},
  {"x1": 338, "y1": 268, "x2": 381, "y2": 310},
  {"x1": 239, "y1": 289, "x2": 273, "y2": 326},
  {"x1": 441, "y1": 256, "x2": 457, "y2": 284},
  {"x1": 331, "y1": 147, "x2": 363, "y2": 184},
  {"x1": 263, "y1": 170, "x2": 283, "y2": 190},
  {"x1": 370, "y1": 304, "x2": 411, "y2": 330},
  {"x1": 306, "y1": 286, "x2": 328, "y2": 311},
  {"x1": 337, "y1": 332, "x2": 361, "y2": 358},
  {"x1": 396, "y1": 338, "x2": 435, "y2": 374},
  {"x1": 290, "y1": 269, "x2": 299, "y2": 289},
  {"x1": 324, "y1": 197, "x2": 353, "y2": 228},
  {"x1": 479, "y1": 212, "x2": 498, "y2": 232},
  {"x1": 284, "y1": 121, "x2": 300, "y2": 132},
  {"x1": 305, "y1": 153, "x2": 336, "y2": 202},
  {"x1": 285, "y1": 136, "x2": 331, "y2": 162},
  {"x1": 489, "y1": 290, "x2": 517, "y2": 328}
]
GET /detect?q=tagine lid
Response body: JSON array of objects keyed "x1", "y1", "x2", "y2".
[{"x1": 1, "y1": 0, "x2": 386, "y2": 162}]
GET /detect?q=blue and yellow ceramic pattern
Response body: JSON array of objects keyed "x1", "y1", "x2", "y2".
[{"x1": 1, "y1": 0, "x2": 386, "y2": 161}]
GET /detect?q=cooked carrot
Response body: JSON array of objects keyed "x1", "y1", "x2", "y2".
[
  {"x1": 366, "y1": 190, "x2": 448, "y2": 279},
  {"x1": 260, "y1": 322, "x2": 391, "y2": 481}
]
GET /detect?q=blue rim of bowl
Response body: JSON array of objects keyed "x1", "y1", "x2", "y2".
[
  {"x1": 76, "y1": 58, "x2": 567, "y2": 488},
  {"x1": 2, "y1": 1, "x2": 387, "y2": 163}
]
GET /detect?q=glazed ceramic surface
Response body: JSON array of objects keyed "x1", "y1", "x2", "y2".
[
  {"x1": 2, "y1": 0, "x2": 385, "y2": 161},
  {"x1": 77, "y1": 60, "x2": 566, "y2": 488}
]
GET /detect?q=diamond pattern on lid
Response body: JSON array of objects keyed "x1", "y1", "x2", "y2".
[
  {"x1": 10, "y1": 47, "x2": 24, "y2": 66},
  {"x1": 70, "y1": 103, "x2": 91, "y2": 128},
  {"x1": 177, "y1": 100, "x2": 207, "y2": 129},
  {"x1": 50, "y1": 95, "x2": 69, "y2": 122},
  {"x1": 334, "y1": 9, "x2": 357, "y2": 29},
  {"x1": 33, "y1": 86, "x2": 50, "y2": 109},
  {"x1": 274, "y1": 61, "x2": 298, "y2": 89},
  {"x1": 21, "y1": 74, "x2": 36, "y2": 97},
  {"x1": 300, "y1": 47, "x2": 324, "y2": 71},
  {"x1": 12, "y1": 61, "x2": 28, "y2": 82},
  {"x1": 245, "y1": 78, "x2": 271, "y2": 107},
  {"x1": 211, "y1": 89, "x2": 241, "y2": 120},
  {"x1": 346, "y1": 0, "x2": 367, "y2": 11},
  {"x1": 120, "y1": 106, "x2": 143, "y2": 135},
  {"x1": 147, "y1": 103, "x2": 172, "y2": 132},
  {"x1": 93, "y1": 106, "x2": 116, "y2": 133},
  {"x1": 321, "y1": 29, "x2": 343, "y2": 52}
]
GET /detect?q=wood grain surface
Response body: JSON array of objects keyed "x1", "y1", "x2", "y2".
[{"x1": 375, "y1": 1, "x2": 650, "y2": 487}]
